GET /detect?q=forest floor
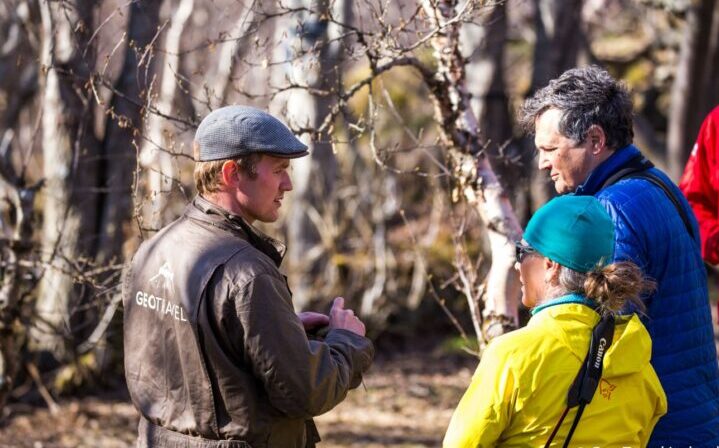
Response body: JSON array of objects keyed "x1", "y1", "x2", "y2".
[
  {"x1": 0, "y1": 349, "x2": 476, "y2": 448},
  {"x1": 0, "y1": 344, "x2": 484, "y2": 448},
  {"x1": 1, "y1": 303, "x2": 717, "y2": 448}
]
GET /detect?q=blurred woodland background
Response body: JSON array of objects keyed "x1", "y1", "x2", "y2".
[{"x1": 0, "y1": 0, "x2": 718, "y2": 446}]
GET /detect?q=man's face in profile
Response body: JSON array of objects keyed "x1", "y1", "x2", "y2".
[
  {"x1": 534, "y1": 108, "x2": 596, "y2": 194},
  {"x1": 233, "y1": 155, "x2": 293, "y2": 224}
]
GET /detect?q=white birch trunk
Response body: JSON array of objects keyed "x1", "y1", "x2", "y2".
[
  {"x1": 139, "y1": 0, "x2": 194, "y2": 230},
  {"x1": 421, "y1": 0, "x2": 523, "y2": 340},
  {"x1": 460, "y1": 2, "x2": 520, "y2": 325},
  {"x1": 211, "y1": 7, "x2": 256, "y2": 107},
  {"x1": 271, "y1": 0, "x2": 347, "y2": 310},
  {"x1": 34, "y1": 0, "x2": 98, "y2": 359}
]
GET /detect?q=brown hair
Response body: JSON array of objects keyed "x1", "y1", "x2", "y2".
[
  {"x1": 193, "y1": 143, "x2": 262, "y2": 196},
  {"x1": 553, "y1": 261, "x2": 655, "y2": 316},
  {"x1": 584, "y1": 262, "x2": 654, "y2": 316}
]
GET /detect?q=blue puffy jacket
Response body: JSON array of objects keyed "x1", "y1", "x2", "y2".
[{"x1": 575, "y1": 144, "x2": 719, "y2": 446}]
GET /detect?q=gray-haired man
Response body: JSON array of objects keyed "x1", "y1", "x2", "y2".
[
  {"x1": 520, "y1": 66, "x2": 719, "y2": 446},
  {"x1": 123, "y1": 106, "x2": 374, "y2": 447}
]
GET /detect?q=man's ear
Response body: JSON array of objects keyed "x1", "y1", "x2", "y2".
[
  {"x1": 220, "y1": 160, "x2": 239, "y2": 188},
  {"x1": 586, "y1": 125, "x2": 608, "y2": 154}
]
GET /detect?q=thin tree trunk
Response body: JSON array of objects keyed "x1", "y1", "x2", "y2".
[
  {"x1": 706, "y1": 1, "x2": 719, "y2": 108},
  {"x1": 0, "y1": 131, "x2": 42, "y2": 410},
  {"x1": 526, "y1": 0, "x2": 584, "y2": 212},
  {"x1": 275, "y1": 0, "x2": 347, "y2": 310},
  {"x1": 421, "y1": 0, "x2": 523, "y2": 342},
  {"x1": 95, "y1": 0, "x2": 163, "y2": 262},
  {"x1": 211, "y1": 6, "x2": 256, "y2": 108},
  {"x1": 461, "y1": 1, "x2": 521, "y2": 325},
  {"x1": 139, "y1": 0, "x2": 193, "y2": 230},
  {"x1": 531, "y1": 0, "x2": 583, "y2": 88},
  {"x1": 33, "y1": 0, "x2": 98, "y2": 360},
  {"x1": 0, "y1": 1, "x2": 37, "y2": 131},
  {"x1": 0, "y1": 3, "x2": 40, "y2": 406},
  {"x1": 667, "y1": 0, "x2": 717, "y2": 180}
]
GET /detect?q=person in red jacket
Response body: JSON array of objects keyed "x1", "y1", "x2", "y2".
[{"x1": 679, "y1": 105, "x2": 719, "y2": 321}]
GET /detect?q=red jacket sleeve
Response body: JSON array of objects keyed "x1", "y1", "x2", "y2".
[{"x1": 680, "y1": 106, "x2": 719, "y2": 265}]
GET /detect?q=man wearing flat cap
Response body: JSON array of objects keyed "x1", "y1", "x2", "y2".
[{"x1": 123, "y1": 105, "x2": 374, "y2": 448}]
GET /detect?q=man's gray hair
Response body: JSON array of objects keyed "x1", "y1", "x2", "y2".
[{"x1": 519, "y1": 65, "x2": 634, "y2": 151}]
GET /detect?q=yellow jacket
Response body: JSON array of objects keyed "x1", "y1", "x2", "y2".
[{"x1": 444, "y1": 303, "x2": 667, "y2": 448}]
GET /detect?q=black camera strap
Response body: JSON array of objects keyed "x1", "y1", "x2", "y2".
[{"x1": 544, "y1": 314, "x2": 616, "y2": 448}]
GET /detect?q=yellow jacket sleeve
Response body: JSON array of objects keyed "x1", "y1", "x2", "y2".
[{"x1": 443, "y1": 343, "x2": 516, "y2": 448}]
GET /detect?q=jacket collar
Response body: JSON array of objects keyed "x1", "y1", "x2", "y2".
[
  {"x1": 527, "y1": 302, "x2": 652, "y2": 376},
  {"x1": 187, "y1": 195, "x2": 286, "y2": 267},
  {"x1": 527, "y1": 301, "x2": 598, "y2": 329},
  {"x1": 530, "y1": 293, "x2": 598, "y2": 316},
  {"x1": 574, "y1": 144, "x2": 642, "y2": 196}
]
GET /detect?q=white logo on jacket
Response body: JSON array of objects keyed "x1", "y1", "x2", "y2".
[
  {"x1": 149, "y1": 262, "x2": 175, "y2": 296},
  {"x1": 135, "y1": 261, "x2": 187, "y2": 322}
]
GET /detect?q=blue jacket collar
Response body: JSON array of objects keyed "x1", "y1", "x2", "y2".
[{"x1": 574, "y1": 144, "x2": 641, "y2": 196}]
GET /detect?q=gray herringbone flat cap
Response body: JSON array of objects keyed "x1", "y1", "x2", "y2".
[{"x1": 195, "y1": 105, "x2": 308, "y2": 161}]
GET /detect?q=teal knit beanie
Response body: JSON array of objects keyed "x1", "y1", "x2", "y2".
[{"x1": 523, "y1": 195, "x2": 615, "y2": 273}]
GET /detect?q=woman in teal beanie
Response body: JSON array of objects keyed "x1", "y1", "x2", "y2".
[{"x1": 444, "y1": 195, "x2": 667, "y2": 447}]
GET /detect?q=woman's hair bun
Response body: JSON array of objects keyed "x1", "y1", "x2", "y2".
[{"x1": 584, "y1": 261, "x2": 654, "y2": 315}]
